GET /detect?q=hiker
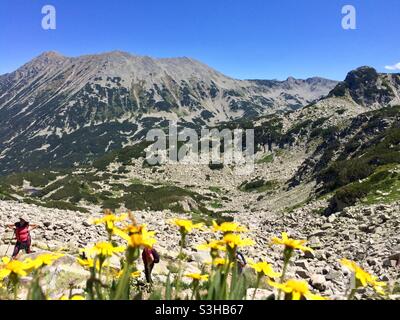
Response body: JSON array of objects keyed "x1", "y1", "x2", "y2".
[
  {"x1": 236, "y1": 250, "x2": 247, "y2": 274},
  {"x1": 7, "y1": 215, "x2": 38, "y2": 259},
  {"x1": 142, "y1": 247, "x2": 160, "y2": 283}
]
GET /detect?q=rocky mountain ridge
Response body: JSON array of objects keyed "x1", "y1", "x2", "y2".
[{"x1": 0, "y1": 51, "x2": 337, "y2": 175}]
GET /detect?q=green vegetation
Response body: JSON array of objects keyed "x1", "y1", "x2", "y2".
[
  {"x1": 284, "y1": 198, "x2": 311, "y2": 213},
  {"x1": 36, "y1": 175, "x2": 102, "y2": 204},
  {"x1": 24, "y1": 198, "x2": 89, "y2": 213},
  {"x1": 121, "y1": 184, "x2": 205, "y2": 212},
  {"x1": 208, "y1": 186, "x2": 223, "y2": 194},
  {"x1": 318, "y1": 126, "x2": 400, "y2": 194},
  {"x1": 93, "y1": 141, "x2": 152, "y2": 170},
  {"x1": 0, "y1": 170, "x2": 60, "y2": 188},
  {"x1": 210, "y1": 201, "x2": 223, "y2": 209},
  {"x1": 256, "y1": 154, "x2": 274, "y2": 164},
  {"x1": 191, "y1": 210, "x2": 234, "y2": 226},
  {"x1": 310, "y1": 126, "x2": 338, "y2": 139},
  {"x1": 0, "y1": 186, "x2": 17, "y2": 201},
  {"x1": 239, "y1": 179, "x2": 278, "y2": 193},
  {"x1": 314, "y1": 106, "x2": 400, "y2": 214},
  {"x1": 130, "y1": 178, "x2": 143, "y2": 185},
  {"x1": 327, "y1": 164, "x2": 400, "y2": 213},
  {"x1": 275, "y1": 149, "x2": 285, "y2": 157}
]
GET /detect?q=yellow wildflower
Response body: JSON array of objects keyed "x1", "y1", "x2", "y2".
[
  {"x1": 206, "y1": 258, "x2": 233, "y2": 268},
  {"x1": 171, "y1": 219, "x2": 204, "y2": 234},
  {"x1": 340, "y1": 259, "x2": 386, "y2": 295},
  {"x1": 114, "y1": 224, "x2": 157, "y2": 249},
  {"x1": 212, "y1": 221, "x2": 248, "y2": 234},
  {"x1": 197, "y1": 240, "x2": 226, "y2": 252},
  {"x1": 77, "y1": 257, "x2": 109, "y2": 270},
  {"x1": 87, "y1": 242, "x2": 125, "y2": 258},
  {"x1": 92, "y1": 210, "x2": 128, "y2": 232},
  {"x1": 185, "y1": 273, "x2": 209, "y2": 282},
  {"x1": 28, "y1": 253, "x2": 64, "y2": 269},
  {"x1": 272, "y1": 232, "x2": 313, "y2": 252},
  {"x1": 268, "y1": 279, "x2": 326, "y2": 300},
  {"x1": 0, "y1": 257, "x2": 32, "y2": 279},
  {"x1": 222, "y1": 233, "x2": 254, "y2": 250},
  {"x1": 130, "y1": 270, "x2": 141, "y2": 278},
  {"x1": 115, "y1": 269, "x2": 141, "y2": 279},
  {"x1": 248, "y1": 260, "x2": 281, "y2": 278},
  {"x1": 60, "y1": 295, "x2": 85, "y2": 300}
]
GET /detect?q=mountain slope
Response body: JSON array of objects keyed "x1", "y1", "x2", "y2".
[
  {"x1": 0, "y1": 51, "x2": 337, "y2": 175},
  {"x1": 280, "y1": 67, "x2": 400, "y2": 213}
]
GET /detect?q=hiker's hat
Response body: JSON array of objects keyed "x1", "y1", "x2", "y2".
[{"x1": 19, "y1": 214, "x2": 30, "y2": 222}]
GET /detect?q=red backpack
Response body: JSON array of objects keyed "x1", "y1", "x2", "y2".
[
  {"x1": 142, "y1": 248, "x2": 160, "y2": 264},
  {"x1": 16, "y1": 223, "x2": 30, "y2": 242}
]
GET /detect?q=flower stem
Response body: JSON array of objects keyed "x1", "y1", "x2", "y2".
[
  {"x1": 347, "y1": 288, "x2": 357, "y2": 300},
  {"x1": 252, "y1": 275, "x2": 262, "y2": 300},
  {"x1": 278, "y1": 248, "x2": 292, "y2": 300}
]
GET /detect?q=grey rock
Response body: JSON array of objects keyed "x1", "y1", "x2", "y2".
[
  {"x1": 295, "y1": 269, "x2": 309, "y2": 279},
  {"x1": 321, "y1": 223, "x2": 333, "y2": 230},
  {"x1": 310, "y1": 274, "x2": 327, "y2": 291}
]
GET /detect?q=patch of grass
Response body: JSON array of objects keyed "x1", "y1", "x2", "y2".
[
  {"x1": 275, "y1": 149, "x2": 285, "y2": 157},
  {"x1": 362, "y1": 166, "x2": 400, "y2": 205},
  {"x1": 284, "y1": 198, "x2": 310, "y2": 213},
  {"x1": 256, "y1": 154, "x2": 273, "y2": 164},
  {"x1": 93, "y1": 141, "x2": 152, "y2": 170},
  {"x1": 208, "y1": 186, "x2": 223, "y2": 194},
  {"x1": 191, "y1": 210, "x2": 234, "y2": 226},
  {"x1": 210, "y1": 201, "x2": 223, "y2": 209},
  {"x1": 239, "y1": 179, "x2": 278, "y2": 193},
  {"x1": 0, "y1": 185, "x2": 17, "y2": 201},
  {"x1": 0, "y1": 170, "x2": 60, "y2": 188},
  {"x1": 130, "y1": 178, "x2": 143, "y2": 185},
  {"x1": 36, "y1": 176, "x2": 101, "y2": 204},
  {"x1": 326, "y1": 164, "x2": 400, "y2": 214},
  {"x1": 102, "y1": 184, "x2": 208, "y2": 214},
  {"x1": 24, "y1": 198, "x2": 89, "y2": 213}
]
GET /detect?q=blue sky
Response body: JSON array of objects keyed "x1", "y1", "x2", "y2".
[{"x1": 0, "y1": 0, "x2": 399, "y2": 80}]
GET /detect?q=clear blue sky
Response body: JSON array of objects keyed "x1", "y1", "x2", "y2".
[{"x1": 1, "y1": 0, "x2": 399, "y2": 80}]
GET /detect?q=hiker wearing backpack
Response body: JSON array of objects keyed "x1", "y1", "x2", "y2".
[
  {"x1": 7, "y1": 215, "x2": 38, "y2": 259},
  {"x1": 236, "y1": 250, "x2": 247, "y2": 274},
  {"x1": 142, "y1": 247, "x2": 160, "y2": 283}
]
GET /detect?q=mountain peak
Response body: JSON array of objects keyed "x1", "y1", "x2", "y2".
[
  {"x1": 29, "y1": 51, "x2": 66, "y2": 66},
  {"x1": 36, "y1": 51, "x2": 65, "y2": 60},
  {"x1": 328, "y1": 66, "x2": 399, "y2": 107},
  {"x1": 345, "y1": 66, "x2": 379, "y2": 83}
]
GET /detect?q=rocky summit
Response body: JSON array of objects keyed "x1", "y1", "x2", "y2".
[{"x1": 0, "y1": 52, "x2": 399, "y2": 300}]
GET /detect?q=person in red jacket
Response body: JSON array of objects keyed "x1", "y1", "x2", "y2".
[
  {"x1": 7, "y1": 215, "x2": 38, "y2": 259},
  {"x1": 142, "y1": 247, "x2": 160, "y2": 283}
]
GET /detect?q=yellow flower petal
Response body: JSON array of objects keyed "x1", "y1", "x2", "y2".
[{"x1": 272, "y1": 232, "x2": 313, "y2": 252}]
